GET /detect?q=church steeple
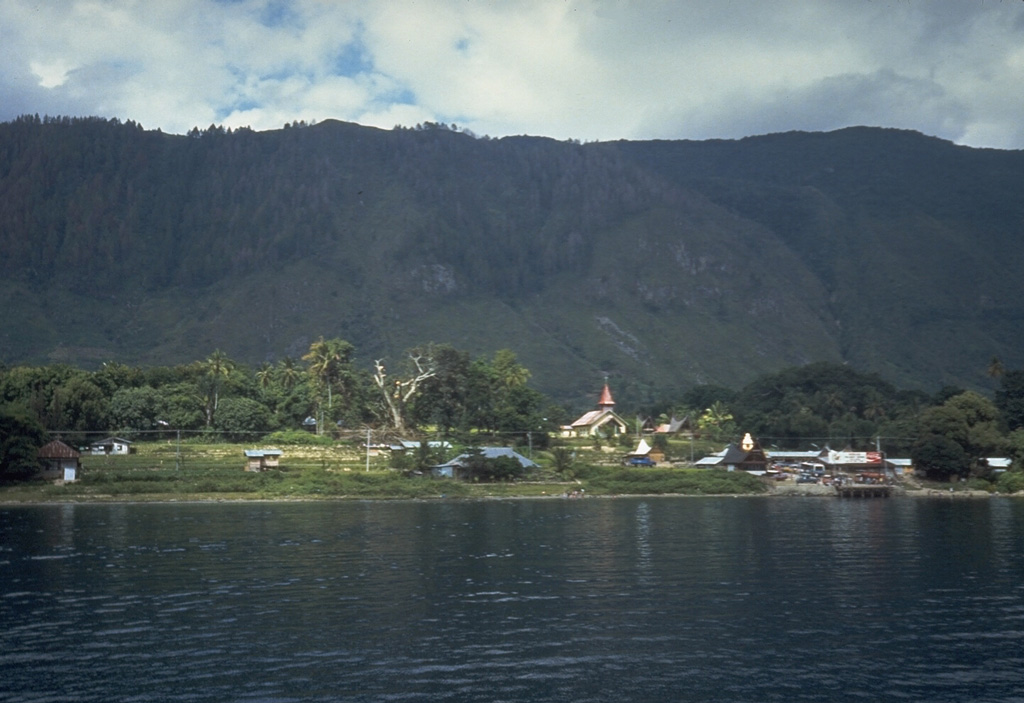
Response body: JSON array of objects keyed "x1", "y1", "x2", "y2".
[{"x1": 567, "y1": 377, "x2": 628, "y2": 438}]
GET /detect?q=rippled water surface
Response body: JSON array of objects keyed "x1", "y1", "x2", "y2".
[{"x1": 3, "y1": 497, "x2": 1024, "y2": 702}]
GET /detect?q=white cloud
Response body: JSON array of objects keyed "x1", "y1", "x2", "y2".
[
  {"x1": 1, "y1": 0, "x2": 1023, "y2": 148},
  {"x1": 29, "y1": 59, "x2": 74, "y2": 89}
]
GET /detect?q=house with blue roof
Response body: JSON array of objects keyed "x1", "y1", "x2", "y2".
[
  {"x1": 431, "y1": 447, "x2": 538, "y2": 479},
  {"x1": 244, "y1": 448, "x2": 283, "y2": 471}
]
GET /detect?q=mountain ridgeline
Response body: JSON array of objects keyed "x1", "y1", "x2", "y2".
[{"x1": 2, "y1": 115, "x2": 1023, "y2": 406}]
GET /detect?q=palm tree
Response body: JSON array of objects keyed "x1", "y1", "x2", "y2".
[
  {"x1": 492, "y1": 349, "x2": 531, "y2": 389},
  {"x1": 255, "y1": 362, "x2": 274, "y2": 395},
  {"x1": 302, "y1": 338, "x2": 354, "y2": 432},
  {"x1": 202, "y1": 349, "x2": 235, "y2": 426},
  {"x1": 277, "y1": 357, "x2": 301, "y2": 390},
  {"x1": 303, "y1": 338, "x2": 340, "y2": 408},
  {"x1": 699, "y1": 401, "x2": 735, "y2": 442}
]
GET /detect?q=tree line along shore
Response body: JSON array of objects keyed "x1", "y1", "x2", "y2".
[{"x1": 4, "y1": 344, "x2": 1024, "y2": 496}]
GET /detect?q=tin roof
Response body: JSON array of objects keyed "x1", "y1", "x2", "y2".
[
  {"x1": 244, "y1": 448, "x2": 283, "y2": 458},
  {"x1": 434, "y1": 447, "x2": 538, "y2": 470},
  {"x1": 90, "y1": 436, "x2": 133, "y2": 446},
  {"x1": 38, "y1": 440, "x2": 80, "y2": 459}
]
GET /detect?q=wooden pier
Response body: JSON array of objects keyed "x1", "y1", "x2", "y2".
[{"x1": 835, "y1": 484, "x2": 892, "y2": 498}]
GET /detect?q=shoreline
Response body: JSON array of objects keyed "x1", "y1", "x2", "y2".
[{"x1": 0, "y1": 485, "x2": 1012, "y2": 506}]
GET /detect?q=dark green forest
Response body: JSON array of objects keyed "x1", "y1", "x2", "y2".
[{"x1": 2, "y1": 116, "x2": 1024, "y2": 407}]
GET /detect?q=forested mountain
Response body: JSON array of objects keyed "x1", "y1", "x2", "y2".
[{"x1": 2, "y1": 115, "x2": 1022, "y2": 407}]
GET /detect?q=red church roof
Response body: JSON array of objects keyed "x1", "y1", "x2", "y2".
[{"x1": 599, "y1": 383, "x2": 615, "y2": 408}]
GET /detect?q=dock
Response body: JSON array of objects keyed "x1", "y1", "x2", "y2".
[{"x1": 835, "y1": 484, "x2": 892, "y2": 498}]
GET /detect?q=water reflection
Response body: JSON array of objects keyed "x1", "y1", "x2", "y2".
[
  {"x1": 2, "y1": 498, "x2": 1024, "y2": 702},
  {"x1": 634, "y1": 501, "x2": 652, "y2": 584}
]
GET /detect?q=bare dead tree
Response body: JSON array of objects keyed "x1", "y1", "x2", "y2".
[{"x1": 373, "y1": 354, "x2": 436, "y2": 432}]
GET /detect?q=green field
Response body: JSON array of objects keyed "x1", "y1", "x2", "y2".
[{"x1": 0, "y1": 439, "x2": 767, "y2": 502}]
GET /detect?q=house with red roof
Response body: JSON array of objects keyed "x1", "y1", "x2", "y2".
[
  {"x1": 562, "y1": 382, "x2": 629, "y2": 438},
  {"x1": 37, "y1": 440, "x2": 81, "y2": 481}
]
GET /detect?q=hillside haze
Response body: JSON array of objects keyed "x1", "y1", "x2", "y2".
[{"x1": 2, "y1": 116, "x2": 1023, "y2": 406}]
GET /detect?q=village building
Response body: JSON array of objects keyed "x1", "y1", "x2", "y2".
[
  {"x1": 764, "y1": 449, "x2": 823, "y2": 469},
  {"x1": 89, "y1": 437, "x2": 133, "y2": 455},
  {"x1": 387, "y1": 440, "x2": 453, "y2": 453},
  {"x1": 694, "y1": 433, "x2": 769, "y2": 473},
  {"x1": 243, "y1": 448, "x2": 283, "y2": 471},
  {"x1": 654, "y1": 415, "x2": 694, "y2": 437},
  {"x1": 626, "y1": 438, "x2": 665, "y2": 465},
  {"x1": 37, "y1": 440, "x2": 81, "y2": 481},
  {"x1": 983, "y1": 457, "x2": 1012, "y2": 474},
  {"x1": 562, "y1": 382, "x2": 629, "y2": 438},
  {"x1": 817, "y1": 448, "x2": 900, "y2": 481},
  {"x1": 637, "y1": 416, "x2": 658, "y2": 434},
  {"x1": 886, "y1": 458, "x2": 914, "y2": 477},
  {"x1": 432, "y1": 447, "x2": 538, "y2": 479}
]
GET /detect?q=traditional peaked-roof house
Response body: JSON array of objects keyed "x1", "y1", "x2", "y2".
[
  {"x1": 694, "y1": 433, "x2": 769, "y2": 473},
  {"x1": 655, "y1": 415, "x2": 693, "y2": 437},
  {"x1": 627, "y1": 438, "x2": 666, "y2": 464},
  {"x1": 37, "y1": 440, "x2": 81, "y2": 481},
  {"x1": 632, "y1": 438, "x2": 654, "y2": 456},
  {"x1": 564, "y1": 383, "x2": 629, "y2": 437}
]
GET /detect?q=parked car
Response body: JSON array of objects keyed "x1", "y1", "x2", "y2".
[
  {"x1": 796, "y1": 474, "x2": 818, "y2": 484},
  {"x1": 628, "y1": 456, "x2": 656, "y2": 466}
]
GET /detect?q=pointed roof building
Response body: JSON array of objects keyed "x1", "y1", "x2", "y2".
[
  {"x1": 36, "y1": 439, "x2": 81, "y2": 481},
  {"x1": 693, "y1": 433, "x2": 769, "y2": 472},
  {"x1": 564, "y1": 382, "x2": 629, "y2": 437}
]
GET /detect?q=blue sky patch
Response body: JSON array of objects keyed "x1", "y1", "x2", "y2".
[
  {"x1": 333, "y1": 39, "x2": 373, "y2": 77},
  {"x1": 258, "y1": 0, "x2": 302, "y2": 29}
]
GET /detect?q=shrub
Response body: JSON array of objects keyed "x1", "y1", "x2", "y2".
[
  {"x1": 912, "y1": 434, "x2": 969, "y2": 480},
  {"x1": 965, "y1": 477, "x2": 995, "y2": 492},
  {"x1": 550, "y1": 446, "x2": 575, "y2": 476},
  {"x1": 458, "y1": 449, "x2": 527, "y2": 482},
  {"x1": 995, "y1": 471, "x2": 1024, "y2": 494},
  {"x1": 214, "y1": 397, "x2": 273, "y2": 442},
  {"x1": 583, "y1": 467, "x2": 766, "y2": 495}
]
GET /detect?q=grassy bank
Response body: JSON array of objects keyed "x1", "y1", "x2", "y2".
[{"x1": 0, "y1": 440, "x2": 768, "y2": 502}]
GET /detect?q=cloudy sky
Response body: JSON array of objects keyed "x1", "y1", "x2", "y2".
[{"x1": 2, "y1": 0, "x2": 1024, "y2": 149}]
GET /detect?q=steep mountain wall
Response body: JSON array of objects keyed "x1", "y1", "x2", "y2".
[{"x1": 1, "y1": 117, "x2": 1022, "y2": 403}]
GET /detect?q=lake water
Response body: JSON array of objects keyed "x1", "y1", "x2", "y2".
[{"x1": 2, "y1": 497, "x2": 1024, "y2": 702}]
